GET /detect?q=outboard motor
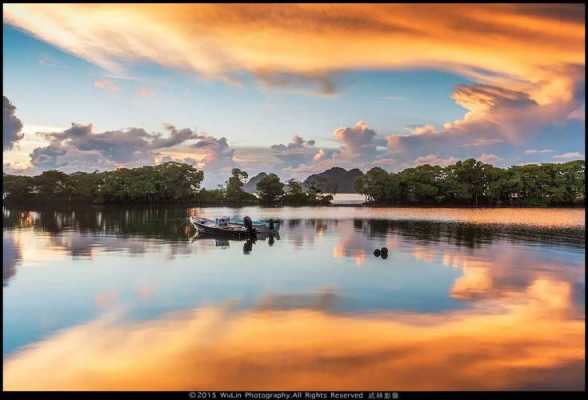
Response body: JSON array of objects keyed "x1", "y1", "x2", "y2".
[
  {"x1": 268, "y1": 218, "x2": 274, "y2": 231},
  {"x1": 243, "y1": 216, "x2": 255, "y2": 236}
]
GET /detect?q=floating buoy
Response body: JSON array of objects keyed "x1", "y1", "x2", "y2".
[
  {"x1": 373, "y1": 249, "x2": 381, "y2": 257},
  {"x1": 380, "y1": 247, "x2": 388, "y2": 256},
  {"x1": 381, "y1": 251, "x2": 388, "y2": 259}
]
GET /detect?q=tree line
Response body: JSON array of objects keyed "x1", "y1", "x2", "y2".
[
  {"x1": 354, "y1": 159, "x2": 585, "y2": 206},
  {"x1": 2, "y1": 162, "x2": 332, "y2": 206},
  {"x1": 2, "y1": 158, "x2": 585, "y2": 207}
]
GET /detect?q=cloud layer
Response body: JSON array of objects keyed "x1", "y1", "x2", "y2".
[
  {"x1": 270, "y1": 135, "x2": 318, "y2": 167},
  {"x1": 4, "y1": 4, "x2": 584, "y2": 99},
  {"x1": 27, "y1": 124, "x2": 238, "y2": 181}
]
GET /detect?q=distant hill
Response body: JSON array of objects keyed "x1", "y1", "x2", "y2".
[
  {"x1": 303, "y1": 167, "x2": 364, "y2": 193},
  {"x1": 244, "y1": 172, "x2": 268, "y2": 193}
]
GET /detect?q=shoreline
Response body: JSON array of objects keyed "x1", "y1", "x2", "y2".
[
  {"x1": 5, "y1": 203, "x2": 584, "y2": 242},
  {"x1": 2, "y1": 199, "x2": 585, "y2": 210}
]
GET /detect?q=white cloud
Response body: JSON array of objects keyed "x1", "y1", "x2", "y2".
[
  {"x1": 552, "y1": 152, "x2": 584, "y2": 160},
  {"x1": 27, "y1": 124, "x2": 214, "y2": 173},
  {"x1": 94, "y1": 79, "x2": 120, "y2": 92},
  {"x1": 269, "y1": 135, "x2": 320, "y2": 167},
  {"x1": 334, "y1": 121, "x2": 386, "y2": 160},
  {"x1": 524, "y1": 149, "x2": 554, "y2": 154},
  {"x1": 461, "y1": 138, "x2": 504, "y2": 147},
  {"x1": 414, "y1": 154, "x2": 458, "y2": 167}
]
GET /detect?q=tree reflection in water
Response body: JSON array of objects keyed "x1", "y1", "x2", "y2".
[{"x1": 2, "y1": 205, "x2": 584, "y2": 389}]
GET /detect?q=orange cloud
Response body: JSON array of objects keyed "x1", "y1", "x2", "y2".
[{"x1": 3, "y1": 4, "x2": 584, "y2": 103}]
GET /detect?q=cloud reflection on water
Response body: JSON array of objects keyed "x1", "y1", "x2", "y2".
[
  {"x1": 3, "y1": 274, "x2": 584, "y2": 390},
  {"x1": 2, "y1": 206, "x2": 585, "y2": 389},
  {"x1": 3, "y1": 235, "x2": 21, "y2": 286}
]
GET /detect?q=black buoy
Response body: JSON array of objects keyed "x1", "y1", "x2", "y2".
[
  {"x1": 380, "y1": 247, "x2": 388, "y2": 259},
  {"x1": 373, "y1": 248, "x2": 381, "y2": 257}
]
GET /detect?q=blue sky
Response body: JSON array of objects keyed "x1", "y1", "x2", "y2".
[
  {"x1": 3, "y1": 24, "x2": 470, "y2": 146},
  {"x1": 2, "y1": 4, "x2": 585, "y2": 185}
]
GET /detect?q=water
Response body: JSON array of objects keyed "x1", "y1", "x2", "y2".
[{"x1": 3, "y1": 206, "x2": 585, "y2": 390}]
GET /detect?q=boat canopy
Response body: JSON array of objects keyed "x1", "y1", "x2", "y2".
[{"x1": 215, "y1": 216, "x2": 230, "y2": 226}]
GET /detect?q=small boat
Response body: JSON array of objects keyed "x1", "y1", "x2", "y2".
[
  {"x1": 190, "y1": 215, "x2": 280, "y2": 236},
  {"x1": 189, "y1": 216, "x2": 253, "y2": 238}
]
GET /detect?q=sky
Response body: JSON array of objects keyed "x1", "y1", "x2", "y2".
[{"x1": 2, "y1": 3, "x2": 585, "y2": 187}]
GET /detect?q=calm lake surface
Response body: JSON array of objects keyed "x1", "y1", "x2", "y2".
[{"x1": 3, "y1": 206, "x2": 585, "y2": 390}]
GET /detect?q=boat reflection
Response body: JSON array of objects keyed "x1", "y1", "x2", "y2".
[{"x1": 191, "y1": 231, "x2": 280, "y2": 255}]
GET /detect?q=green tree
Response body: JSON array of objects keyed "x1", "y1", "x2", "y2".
[
  {"x1": 283, "y1": 178, "x2": 307, "y2": 205},
  {"x1": 354, "y1": 167, "x2": 393, "y2": 203},
  {"x1": 485, "y1": 166, "x2": 511, "y2": 205},
  {"x1": 256, "y1": 173, "x2": 284, "y2": 204},
  {"x1": 225, "y1": 168, "x2": 252, "y2": 204},
  {"x1": 445, "y1": 159, "x2": 492, "y2": 206},
  {"x1": 398, "y1": 165, "x2": 444, "y2": 203},
  {"x1": 32, "y1": 170, "x2": 69, "y2": 199},
  {"x1": 196, "y1": 188, "x2": 226, "y2": 204},
  {"x1": 158, "y1": 162, "x2": 204, "y2": 201},
  {"x1": 3, "y1": 174, "x2": 34, "y2": 200},
  {"x1": 2, "y1": 159, "x2": 585, "y2": 207},
  {"x1": 67, "y1": 171, "x2": 104, "y2": 202}
]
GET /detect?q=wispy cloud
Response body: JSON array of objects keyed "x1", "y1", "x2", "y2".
[
  {"x1": 552, "y1": 152, "x2": 584, "y2": 160},
  {"x1": 38, "y1": 54, "x2": 65, "y2": 68},
  {"x1": 524, "y1": 149, "x2": 554, "y2": 154},
  {"x1": 137, "y1": 87, "x2": 154, "y2": 97},
  {"x1": 94, "y1": 79, "x2": 120, "y2": 93}
]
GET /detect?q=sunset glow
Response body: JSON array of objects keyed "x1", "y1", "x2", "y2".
[{"x1": 3, "y1": 4, "x2": 584, "y2": 185}]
